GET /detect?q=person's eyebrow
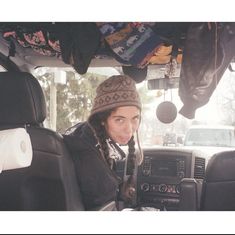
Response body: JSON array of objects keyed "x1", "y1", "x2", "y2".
[
  {"x1": 112, "y1": 115, "x2": 126, "y2": 118},
  {"x1": 112, "y1": 114, "x2": 140, "y2": 119}
]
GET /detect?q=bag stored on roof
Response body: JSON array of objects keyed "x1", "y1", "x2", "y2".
[
  {"x1": 97, "y1": 22, "x2": 164, "y2": 68},
  {"x1": 2, "y1": 23, "x2": 61, "y2": 58}
]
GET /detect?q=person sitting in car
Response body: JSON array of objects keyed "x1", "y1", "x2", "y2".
[{"x1": 64, "y1": 75, "x2": 143, "y2": 210}]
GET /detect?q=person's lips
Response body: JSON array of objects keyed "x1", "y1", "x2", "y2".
[{"x1": 119, "y1": 136, "x2": 131, "y2": 144}]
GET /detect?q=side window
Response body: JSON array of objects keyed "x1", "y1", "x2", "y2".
[
  {"x1": 33, "y1": 67, "x2": 108, "y2": 134},
  {"x1": 0, "y1": 65, "x2": 7, "y2": 72}
]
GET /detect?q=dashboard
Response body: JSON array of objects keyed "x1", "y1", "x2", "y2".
[{"x1": 137, "y1": 147, "x2": 206, "y2": 210}]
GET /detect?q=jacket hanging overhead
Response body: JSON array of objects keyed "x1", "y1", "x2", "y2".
[
  {"x1": 57, "y1": 23, "x2": 101, "y2": 74},
  {"x1": 179, "y1": 22, "x2": 235, "y2": 119}
]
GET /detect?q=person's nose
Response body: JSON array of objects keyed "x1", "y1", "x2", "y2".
[{"x1": 124, "y1": 121, "x2": 134, "y2": 135}]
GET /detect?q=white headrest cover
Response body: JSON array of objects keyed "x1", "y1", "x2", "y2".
[{"x1": 0, "y1": 128, "x2": 33, "y2": 173}]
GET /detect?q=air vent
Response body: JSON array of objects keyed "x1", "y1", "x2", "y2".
[{"x1": 194, "y1": 157, "x2": 205, "y2": 179}]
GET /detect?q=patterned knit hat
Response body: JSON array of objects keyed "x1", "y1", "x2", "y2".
[{"x1": 90, "y1": 75, "x2": 141, "y2": 117}]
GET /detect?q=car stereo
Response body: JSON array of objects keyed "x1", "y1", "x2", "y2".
[
  {"x1": 142, "y1": 156, "x2": 185, "y2": 179},
  {"x1": 138, "y1": 149, "x2": 205, "y2": 210}
]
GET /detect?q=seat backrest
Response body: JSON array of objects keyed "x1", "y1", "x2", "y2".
[
  {"x1": 0, "y1": 72, "x2": 84, "y2": 210},
  {"x1": 179, "y1": 178, "x2": 199, "y2": 211},
  {"x1": 201, "y1": 150, "x2": 235, "y2": 211}
]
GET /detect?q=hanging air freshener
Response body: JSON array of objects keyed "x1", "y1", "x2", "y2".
[{"x1": 156, "y1": 89, "x2": 177, "y2": 124}]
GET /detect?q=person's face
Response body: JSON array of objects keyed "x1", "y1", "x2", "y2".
[{"x1": 104, "y1": 106, "x2": 141, "y2": 145}]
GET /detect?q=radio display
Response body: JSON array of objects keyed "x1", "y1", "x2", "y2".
[{"x1": 151, "y1": 159, "x2": 177, "y2": 177}]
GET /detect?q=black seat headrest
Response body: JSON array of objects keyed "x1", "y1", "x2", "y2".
[
  {"x1": 0, "y1": 72, "x2": 46, "y2": 125},
  {"x1": 206, "y1": 151, "x2": 235, "y2": 182}
]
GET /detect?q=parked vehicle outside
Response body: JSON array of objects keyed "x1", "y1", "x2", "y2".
[{"x1": 184, "y1": 125, "x2": 235, "y2": 148}]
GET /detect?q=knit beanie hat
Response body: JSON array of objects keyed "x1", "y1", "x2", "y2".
[{"x1": 89, "y1": 75, "x2": 141, "y2": 118}]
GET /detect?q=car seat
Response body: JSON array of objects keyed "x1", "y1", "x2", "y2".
[
  {"x1": 0, "y1": 71, "x2": 84, "y2": 210},
  {"x1": 201, "y1": 150, "x2": 235, "y2": 211}
]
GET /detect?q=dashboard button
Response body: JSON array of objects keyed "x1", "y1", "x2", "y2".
[
  {"x1": 141, "y1": 183, "x2": 150, "y2": 192},
  {"x1": 177, "y1": 171, "x2": 185, "y2": 178},
  {"x1": 159, "y1": 184, "x2": 168, "y2": 193}
]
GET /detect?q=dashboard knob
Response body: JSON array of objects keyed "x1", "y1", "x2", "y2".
[
  {"x1": 175, "y1": 184, "x2": 180, "y2": 194},
  {"x1": 141, "y1": 183, "x2": 150, "y2": 192},
  {"x1": 159, "y1": 184, "x2": 168, "y2": 193}
]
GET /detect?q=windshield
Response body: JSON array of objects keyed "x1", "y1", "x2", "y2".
[{"x1": 32, "y1": 65, "x2": 235, "y2": 150}]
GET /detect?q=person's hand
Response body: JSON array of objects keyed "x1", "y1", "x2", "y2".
[{"x1": 120, "y1": 175, "x2": 136, "y2": 203}]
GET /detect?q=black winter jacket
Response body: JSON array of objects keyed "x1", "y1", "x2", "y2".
[{"x1": 63, "y1": 122, "x2": 121, "y2": 210}]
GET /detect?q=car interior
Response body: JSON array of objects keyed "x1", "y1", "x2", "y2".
[
  {"x1": 0, "y1": 22, "x2": 235, "y2": 215},
  {"x1": 0, "y1": 72, "x2": 84, "y2": 210}
]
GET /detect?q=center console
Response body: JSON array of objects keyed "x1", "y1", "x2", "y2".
[{"x1": 137, "y1": 148, "x2": 205, "y2": 210}]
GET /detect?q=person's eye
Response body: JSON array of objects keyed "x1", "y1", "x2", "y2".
[
  {"x1": 133, "y1": 116, "x2": 140, "y2": 122},
  {"x1": 115, "y1": 118, "x2": 124, "y2": 123}
]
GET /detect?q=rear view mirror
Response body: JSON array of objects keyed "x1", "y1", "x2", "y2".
[{"x1": 148, "y1": 77, "x2": 179, "y2": 90}]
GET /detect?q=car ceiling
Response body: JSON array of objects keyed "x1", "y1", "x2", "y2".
[
  {"x1": 0, "y1": 22, "x2": 189, "y2": 69},
  {"x1": 0, "y1": 22, "x2": 235, "y2": 119}
]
